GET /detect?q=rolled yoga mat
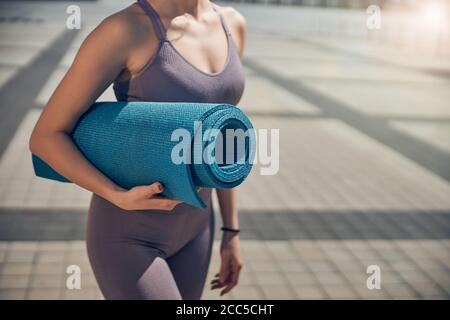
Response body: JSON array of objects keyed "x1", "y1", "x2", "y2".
[{"x1": 31, "y1": 102, "x2": 255, "y2": 208}]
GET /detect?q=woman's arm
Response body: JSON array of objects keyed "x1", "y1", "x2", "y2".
[
  {"x1": 217, "y1": 188, "x2": 239, "y2": 230},
  {"x1": 214, "y1": 187, "x2": 243, "y2": 296},
  {"x1": 211, "y1": 6, "x2": 247, "y2": 296},
  {"x1": 29, "y1": 13, "x2": 180, "y2": 211}
]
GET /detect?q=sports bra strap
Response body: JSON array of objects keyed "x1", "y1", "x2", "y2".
[
  {"x1": 137, "y1": 0, "x2": 167, "y2": 41},
  {"x1": 212, "y1": 5, "x2": 232, "y2": 36},
  {"x1": 137, "y1": 1, "x2": 231, "y2": 41}
]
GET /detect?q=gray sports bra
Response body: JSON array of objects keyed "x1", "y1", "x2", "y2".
[{"x1": 113, "y1": 0, "x2": 245, "y2": 105}]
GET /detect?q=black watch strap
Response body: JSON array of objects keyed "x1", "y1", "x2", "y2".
[{"x1": 220, "y1": 227, "x2": 240, "y2": 233}]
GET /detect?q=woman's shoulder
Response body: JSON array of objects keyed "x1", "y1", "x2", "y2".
[
  {"x1": 214, "y1": 5, "x2": 247, "y2": 33},
  {"x1": 213, "y1": 5, "x2": 247, "y2": 56},
  {"x1": 75, "y1": 3, "x2": 157, "y2": 67},
  {"x1": 92, "y1": 3, "x2": 152, "y2": 45}
]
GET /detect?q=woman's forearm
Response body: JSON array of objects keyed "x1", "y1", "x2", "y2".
[
  {"x1": 30, "y1": 130, "x2": 124, "y2": 203},
  {"x1": 216, "y1": 188, "x2": 239, "y2": 229}
]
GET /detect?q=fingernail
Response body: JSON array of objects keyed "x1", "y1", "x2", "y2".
[{"x1": 158, "y1": 183, "x2": 163, "y2": 191}]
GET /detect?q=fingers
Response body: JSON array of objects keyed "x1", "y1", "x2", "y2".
[
  {"x1": 210, "y1": 274, "x2": 227, "y2": 290},
  {"x1": 145, "y1": 182, "x2": 164, "y2": 196},
  {"x1": 143, "y1": 197, "x2": 182, "y2": 211},
  {"x1": 211, "y1": 266, "x2": 232, "y2": 291},
  {"x1": 141, "y1": 182, "x2": 181, "y2": 211},
  {"x1": 121, "y1": 182, "x2": 184, "y2": 211},
  {"x1": 210, "y1": 279, "x2": 225, "y2": 290},
  {"x1": 221, "y1": 267, "x2": 240, "y2": 296},
  {"x1": 211, "y1": 263, "x2": 242, "y2": 295}
]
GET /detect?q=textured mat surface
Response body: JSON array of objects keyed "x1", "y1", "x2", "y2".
[{"x1": 32, "y1": 102, "x2": 255, "y2": 208}]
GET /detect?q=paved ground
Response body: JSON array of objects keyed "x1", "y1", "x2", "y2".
[{"x1": 0, "y1": 1, "x2": 449, "y2": 299}]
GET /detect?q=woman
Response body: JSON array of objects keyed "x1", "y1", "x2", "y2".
[{"x1": 29, "y1": 0, "x2": 246, "y2": 299}]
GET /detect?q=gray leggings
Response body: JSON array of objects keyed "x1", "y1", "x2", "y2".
[{"x1": 86, "y1": 189, "x2": 215, "y2": 300}]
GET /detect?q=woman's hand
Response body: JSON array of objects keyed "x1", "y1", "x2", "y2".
[
  {"x1": 111, "y1": 182, "x2": 181, "y2": 211},
  {"x1": 210, "y1": 232, "x2": 243, "y2": 296}
]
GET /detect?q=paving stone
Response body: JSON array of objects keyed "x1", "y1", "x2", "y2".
[
  {"x1": 29, "y1": 275, "x2": 64, "y2": 289},
  {"x1": 67, "y1": 241, "x2": 86, "y2": 250},
  {"x1": 422, "y1": 295, "x2": 449, "y2": 300},
  {"x1": 8, "y1": 242, "x2": 39, "y2": 251},
  {"x1": 278, "y1": 260, "x2": 308, "y2": 273},
  {"x1": 423, "y1": 270, "x2": 450, "y2": 291},
  {"x1": 79, "y1": 274, "x2": 99, "y2": 288},
  {"x1": 389, "y1": 259, "x2": 422, "y2": 272},
  {"x1": 0, "y1": 275, "x2": 30, "y2": 289},
  {"x1": 351, "y1": 249, "x2": 383, "y2": 260},
  {"x1": 38, "y1": 241, "x2": 68, "y2": 251},
  {"x1": 407, "y1": 281, "x2": 447, "y2": 297},
  {"x1": 239, "y1": 248, "x2": 273, "y2": 261},
  {"x1": 334, "y1": 260, "x2": 366, "y2": 272},
  {"x1": 400, "y1": 270, "x2": 435, "y2": 284},
  {"x1": 32, "y1": 263, "x2": 65, "y2": 275},
  {"x1": 286, "y1": 272, "x2": 318, "y2": 286},
  {"x1": 411, "y1": 259, "x2": 445, "y2": 271},
  {"x1": 239, "y1": 73, "x2": 320, "y2": 116},
  {"x1": 95, "y1": 290, "x2": 105, "y2": 300},
  {"x1": 313, "y1": 272, "x2": 348, "y2": 286},
  {"x1": 392, "y1": 120, "x2": 450, "y2": 152},
  {"x1": 36, "y1": 251, "x2": 65, "y2": 263},
  {"x1": 27, "y1": 288, "x2": 62, "y2": 300},
  {"x1": 261, "y1": 285, "x2": 296, "y2": 299},
  {"x1": 342, "y1": 272, "x2": 370, "y2": 288},
  {"x1": 265, "y1": 242, "x2": 298, "y2": 258},
  {"x1": 323, "y1": 285, "x2": 358, "y2": 299},
  {"x1": 254, "y1": 272, "x2": 288, "y2": 286},
  {"x1": 227, "y1": 285, "x2": 264, "y2": 300},
  {"x1": 325, "y1": 249, "x2": 355, "y2": 261},
  {"x1": 294, "y1": 285, "x2": 328, "y2": 299},
  {"x1": 305, "y1": 260, "x2": 337, "y2": 272},
  {"x1": 378, "y1": 249, "x2": 409, "y2": 261},
  {"x1": 247, "y1": 261, "x2": 280, "y2": 272},
  {"x1": 201, "y1": 287, "x2": 223, "y2": 300},
  {"x1": 1, "y1": 263, "x2": 33, "y2": 275},
  {"x1": 382, "y1": 283, "x2": 420, "y2": 299},
  {"x1": 6, "y1": 250, "x2": 35, "y2": 263},
  {"x1": 0, "y1": 288, "x2": 27, "y2": 300},
  {"x1": 62, "y1": 288, "x2": 99, "y2": 300},
  {"x1": 0, "y1": 251, "x2": 6, "y2": 263},
  {"x1": 354, "y1": 287, "x2": 391, "y2": 299},
  {"x1": 380, "y1": 271, "x2": 406, "y2": 284}
]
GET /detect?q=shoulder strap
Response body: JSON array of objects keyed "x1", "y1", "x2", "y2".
[
  {"x1": 212, "y1": 5, "x2": 231, "y2": 36},
  {"x1": 137, "y1": 0, "x2": 167, "y2": 41}
]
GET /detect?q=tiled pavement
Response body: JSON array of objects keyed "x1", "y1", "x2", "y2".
[
  {"x1": 0, "y1": 1, "x2": 449, "y2": 299},
  {"x1": 1, "y1": 239, "x2": 449, "y2": 300}
]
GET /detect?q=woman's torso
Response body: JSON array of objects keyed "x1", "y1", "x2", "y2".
[
  {"x1": 113, "y1": 0, "x2": 245, "y2": 105},
  {"x1": 92, "y1": 0, "x2": 245, "y2": 220}
]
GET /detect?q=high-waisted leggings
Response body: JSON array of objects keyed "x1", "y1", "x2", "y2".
[{"x1": 86, "y1": 189, "x2": 215, "y2": 300}]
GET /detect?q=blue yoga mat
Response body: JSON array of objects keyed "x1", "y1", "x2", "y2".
[{"x1": 32, "y1": 102, "x2": 255, "y2": 208}]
